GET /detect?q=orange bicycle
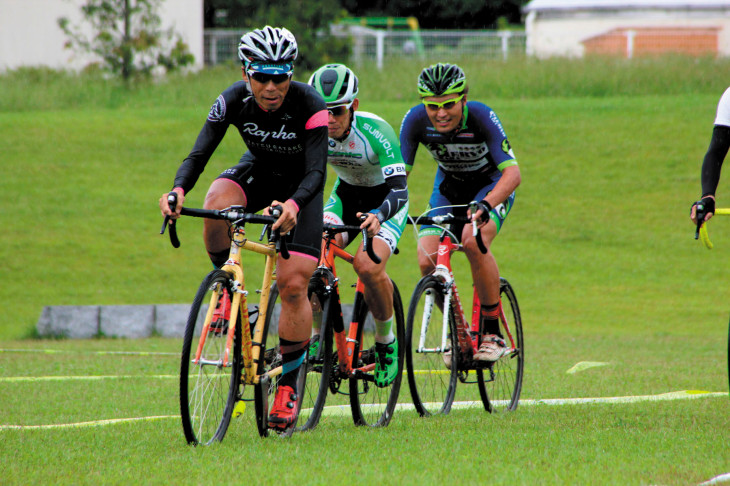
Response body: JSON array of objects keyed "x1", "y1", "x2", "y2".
[{"x1": 296, "y1": 222, "x2": 405, "y2": 430}]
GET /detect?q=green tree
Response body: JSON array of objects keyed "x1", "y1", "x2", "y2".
[
  {"x1": 203, "y1": 0, "x2": 349, "y2": 71},
  {"x1": 58, "y1": 0, "x2": 194, "y2": 82},
  {"x1": 340, "y1": 0, "x2": 529, "y2": 29}
]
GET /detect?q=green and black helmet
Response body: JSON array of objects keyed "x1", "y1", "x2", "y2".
[
  {"x1": 417, "y1": 63, "x2": 466, "y2": 97},
  {"x1": 308, "y1": 63, "x2": 359, "y2": 106}
]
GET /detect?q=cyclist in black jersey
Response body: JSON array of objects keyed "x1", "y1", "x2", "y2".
[
  {"x1": 400, "y1": 63, "x2": 521, "y2": 363},
  {"x1": 691, "y1": 87, "x2": 730, "y2": 226},
  {"x1": 159, "y1": 26, "x2": 328, "y2": 433}
]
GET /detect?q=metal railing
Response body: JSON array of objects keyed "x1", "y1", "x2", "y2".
[{"x1": 203, "y1": 27, "x2": 527, "y2": 68}]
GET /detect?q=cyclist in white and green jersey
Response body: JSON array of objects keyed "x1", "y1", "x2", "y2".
[{"x1": 308, "y1": 64, "x2": 409, "y2": 387}]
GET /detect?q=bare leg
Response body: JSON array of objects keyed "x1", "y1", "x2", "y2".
[
  {"x1": 354, "y1": 238, "x2": 393, "y2": 322},
  {"x1": 276, "y1": 253, "x2": 317, "y2": 342}
]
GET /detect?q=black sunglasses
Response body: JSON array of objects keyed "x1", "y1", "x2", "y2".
[{"x1": 248, "y1": 71, "x2": 291, "y2": 84}]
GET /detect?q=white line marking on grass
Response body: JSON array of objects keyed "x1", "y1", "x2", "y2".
[
  {"x1": 0, "y1": 375, "x2": 177, "y2": 383},
  {"x1": 0, "y1": 416, "x2": 179, "y2": 431},
  {"x1": 566, "y1": 361, "x2": 610, "y2": 374},
  {"x1": 3, "y1": 391, "x2": 725, "y2": 431},
  {"x1": 700, "y1": 473, "x2": 730, "y2": 485},
  {"x1": 0, "y1": 349, "x2": 177, "y2": 356},
  {"x1": 311, "y1": 390, "x2": 727, "y2": 417}
]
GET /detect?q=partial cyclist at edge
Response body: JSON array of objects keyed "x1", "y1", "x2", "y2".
[
  {"x1": 691, "y1": 86, "x2": 730, "y2": 227},
  {"x1": 158, "y1": 26, "x2": 328, "y2": 433},
  {"x1": 308, "y1": 63, "x2": 409, "y2": 387},
  {"x1": 399, "y1": 62, "x2": 521, "y2": 363}
]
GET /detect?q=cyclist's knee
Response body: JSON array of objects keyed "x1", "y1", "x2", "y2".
[
  {"x1": 204, "y1": 179, "x2": 245, "y2": 209},
  {"x1": 418, "y1": 258, "x2": 435, "y2": 276},
  {"x1": 278, "y1": 278, "x2": 309, "y2": 304}
]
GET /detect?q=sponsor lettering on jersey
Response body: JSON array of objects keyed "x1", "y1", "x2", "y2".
[
  {"x1": 382, "y1": 163, "x2": 406, "y2": 179},
  {"x1": 363, "y1": 122, "x2": 395, "y2": 159},
  {"x1": 242, "y1": 123, "x2": 297, "y2": 142},
  {"x1": 329, "y1": 151, "x2": 363, "y2": 159},
  {"x1": 426, "y1": 142, "x2": 489, "y2": 162},
  {"x1": 489, "y1": 110, "x2": 507, "y2": 138}
]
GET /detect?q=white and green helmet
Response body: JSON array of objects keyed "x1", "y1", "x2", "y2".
[
  {"x1": 308, "y1": 64, "x2": 359, "y2": 106},
  {"x1": 417, "y1": 63, "x2": 466, "y2": 97}
]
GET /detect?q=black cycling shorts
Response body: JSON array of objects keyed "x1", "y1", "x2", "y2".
[{"x1": 217, "y1": 154, "x2": 323, "y2": 261}]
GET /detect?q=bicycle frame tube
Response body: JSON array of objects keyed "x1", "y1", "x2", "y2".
[
  {"x1": 318, "y1": 235, "x2": 374, "y2": 376},
  {"x1": 434, "y1": 235, "x2": 474, "y2": 355},
  {"x1": 192, "y1": 226, "x2": 279, "y2": 385}
]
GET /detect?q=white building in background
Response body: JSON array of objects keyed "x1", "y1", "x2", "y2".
[
  {"x1": 523, "y1": 0, "x2": 730, "y2": 58},
  {"x1": 0, "y1": 0, "x2": 204, "y2": 72}
]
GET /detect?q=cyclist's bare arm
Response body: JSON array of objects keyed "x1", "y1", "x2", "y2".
[{"x1": 471, "y1": 165, "x2": 521, "y2": 224}]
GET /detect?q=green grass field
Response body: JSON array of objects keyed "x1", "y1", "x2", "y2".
[{"x1": 1, "y1": 57, "x2": 729, "y2": 485}]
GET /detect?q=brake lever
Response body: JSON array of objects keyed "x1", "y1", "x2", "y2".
[
  {"x1": 360, "y1": 214, "x2": 382, "y2": 264},
  {"x1": 161, "y1": 192, "x2": 180, "y2": 248},
  {"x1": 468, "y1": 201, "x2": 488, "y2": 254},
  {"x1": 270, "y1": 205, "x2": 290, "y2": 260}
]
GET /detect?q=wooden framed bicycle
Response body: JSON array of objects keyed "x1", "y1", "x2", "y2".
[
  {"x1": 162, "y1": 197, "x2": 308, "y2": 443},
  {"x1": 404, "y1": 206, "x2": 524, "y2": 416}
]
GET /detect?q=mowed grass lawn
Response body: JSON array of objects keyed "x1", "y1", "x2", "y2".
[{"x1": 0, "y1": 59, "x2": 729, "y2": 484}]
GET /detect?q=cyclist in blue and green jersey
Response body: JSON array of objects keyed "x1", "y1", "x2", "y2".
[
  {"x1": 399, "y1": 63, "x2": 521, "y2": 364},
  {"x1": 309, "y1": 64, "x2": 409, "y2": 386}
]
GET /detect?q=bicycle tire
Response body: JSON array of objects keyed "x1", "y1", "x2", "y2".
[
  {"x1": 349, "y1": 279, "x2": 405, "y2": 427},
  {"x1": 180, "y1": 269, "x2": 241, "y2": 445},
  {"x1": 296, "y1": 280, "x2": 335, "y2": 432},
  {"x1": 477, "y1": 277, "x2": 524, "y2": 413},
  {"x1": 405, "y1": 275, "x2": 459, "y2": 417},
  {"x1": 254, "y1": 283, "x2": 310, "y2": 437}
]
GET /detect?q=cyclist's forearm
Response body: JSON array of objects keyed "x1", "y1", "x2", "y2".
[
  {"x1": 289, "y1": 168, "x2": 325, "y2": 209},
  {"x1": 701, "y1": 125, "x2": 730, "y2": 197},
  {"x1": 173, "y1": 121, "x2": 226, "y2": 193},
  {"x1": 373, "y1": 175, "x2": 408, "y2": 222},
  {"x1": 484, "y1": 166, "x2": 521, "y2": 207}
]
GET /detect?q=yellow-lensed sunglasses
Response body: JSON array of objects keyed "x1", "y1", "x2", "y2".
[{"x1": 422, "y1": 94, "x2": 464, "y2": 111}]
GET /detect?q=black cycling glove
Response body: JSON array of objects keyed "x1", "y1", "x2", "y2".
[{"x1": 693, "y1": 196, "x2": 715, "y2": 222}]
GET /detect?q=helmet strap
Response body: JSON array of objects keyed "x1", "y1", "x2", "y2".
[{"x1": 460, "y1": 101, "x2": 468, "y2": 131}]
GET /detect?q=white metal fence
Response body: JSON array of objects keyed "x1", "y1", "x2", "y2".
[{"x1": 203, "y1": 27, "x2": 527, "y2": 68}]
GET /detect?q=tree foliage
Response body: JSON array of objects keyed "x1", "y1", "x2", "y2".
[
  {"x1": 339, "y1": 0, "x2": 528, "y2": 29},
  {"x1": 203, "y1": 0, "x2": 350, "y2": 71},
  {"x1": 58, "y1": 0, "x2": 194, "y2": 81}
]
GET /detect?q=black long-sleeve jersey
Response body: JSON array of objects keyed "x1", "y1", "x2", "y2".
[{"x1": 173, "y1": 80, "x2": 328, "y2": 209}]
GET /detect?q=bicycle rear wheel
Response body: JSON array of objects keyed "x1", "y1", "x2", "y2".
[
  {"x1": 254, "y1": 283, "x2": 310, "y2": 437},
  {"x1": 349, "y1": 280, "x2": 405, "y2": 427},
  {"x1": 296, "y1": 278, "x2": 335, "y2": 432},
  {"x1": 180, "y1": 269, "x2": 241, "y2": 445},
  {"x1": 405, "y1": 275, "x2": 458, "y2": 416},
  {"x1": 477, "y1": 277, "x2": 524, "y2": 413}
]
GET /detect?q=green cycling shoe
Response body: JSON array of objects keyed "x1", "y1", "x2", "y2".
[{"x1": 374, "y1": 338, "x2": 398, "y2": 387}]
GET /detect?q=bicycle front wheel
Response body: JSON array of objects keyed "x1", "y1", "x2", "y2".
[
  {"x1": 254, "y1": 283, "x2": 310, "y2": 437},
  {"x1": 477, "y1": 277, "x2": 524, "y2": 413},
  {"x1": 180, "y1": 269, "x2": 241, "y2": 445},
  {"x1": 349, "y1": 280, "x2": 405, "y2": 427},
  {"x1": 405, "y1": 275, "x2": 458, "y2": 416}
]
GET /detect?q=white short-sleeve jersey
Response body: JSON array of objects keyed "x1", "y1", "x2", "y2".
[{"x1": 715, "y1": 87, "x2": 730, "y2": 127}]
